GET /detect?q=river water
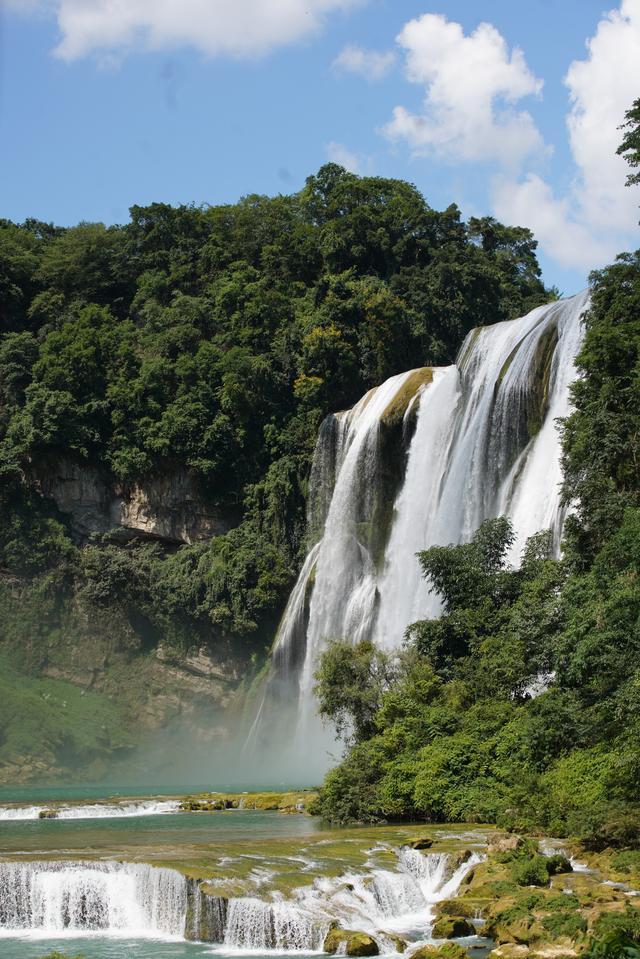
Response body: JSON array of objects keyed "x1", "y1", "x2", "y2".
[{"x1": 0, "y1": 787, "x2": 490, "y2": 959}]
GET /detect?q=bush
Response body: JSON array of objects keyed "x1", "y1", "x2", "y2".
[{"x1": 511, "y1": 855, "x2": 550, "y2": 887}]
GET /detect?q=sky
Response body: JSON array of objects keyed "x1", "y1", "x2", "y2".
[{"x1": 1, "y1": 0, "x2": 639, "y2": 294}]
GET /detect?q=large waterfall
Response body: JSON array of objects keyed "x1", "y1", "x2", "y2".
[{"x1": 248, "y1": 292, "x2": 588, "y2": 777}]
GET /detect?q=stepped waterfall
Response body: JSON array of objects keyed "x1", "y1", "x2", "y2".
[
  {"x1": 0, "y1": 849, "x2": 480, "y2": 947},
  {"x1": 248, "y1": 292, "x2": 589, "y2": 778}
]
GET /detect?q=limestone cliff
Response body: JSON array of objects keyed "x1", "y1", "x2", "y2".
[{"x1": 34, "y1": 458, "x2": 232, "y2": 544}]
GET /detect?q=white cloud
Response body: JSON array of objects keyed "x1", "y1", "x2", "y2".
[
  {"x1": 495, "y1": 0, "x2": 640, "y2": 273},
  {"x1": 10, "y1": 0, "x2": 365, "y2": 62},
  {"x1": 326, "y1": 141, "x2": 361, "y2": 172},
  {"x1": 383, "y1": 14, "x2": 545, "y2": 167},
  {"x1": 333, "y1": 43, "x2": 395, "y2": 80},
  {"x1": 492, "y1": 174, "x2": 618, "y2": 270}
]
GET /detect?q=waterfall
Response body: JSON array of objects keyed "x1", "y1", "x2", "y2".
[
  {"x1": 0, "y1": 861, "x2": 187, "y2": 938},
  {"x1": 248, "y1": 292, "x2": 588, "y2": 773},
  {"x1": 245, "y1": 368, "x2": 432, "y2": 767}
]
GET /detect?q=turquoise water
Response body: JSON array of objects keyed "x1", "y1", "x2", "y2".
[
  {"x1": 0, "y1": 783, "x2": 310, "y2": 804},
  {"x1": 0, "y1": 808, "x2": 321, "y2": 855}
]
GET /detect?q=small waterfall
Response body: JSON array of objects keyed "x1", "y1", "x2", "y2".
[
  {"x1": 0, "y1": 861, "x2": 187, "y2": 938},
  {"x1": 225, "y1": 896, "x2": 327, "y2": 950},
  {"x1": 248, "y1": 293, "x2": 588, "y2": 772},
  {"x1": 0, "y1": 799, "x2": 181, "y2": 821}
]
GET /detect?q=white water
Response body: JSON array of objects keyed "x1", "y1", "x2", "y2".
[
  {"x1": 250, "y1": 293, "x2": 588, "y2": 769},
  {"x1": 0, "y1": 849, "x2": 480, "y2": 950},
  {"x1": 0, "y1": 800, "x2": 181, "y2": 821},
  {"x1": 221, "y1": 848, "x2": 481, "y2": 950},
  {"x1": 0, "y1": 862, "x2": 186, "y2": 939},
  {"x1": 373, "y1": 292, "x2": 587, "y2": 646}
]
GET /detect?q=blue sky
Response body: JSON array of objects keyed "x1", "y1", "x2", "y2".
[{"x1": 1, "y1": 0, "x2": 639, "y2": 294}]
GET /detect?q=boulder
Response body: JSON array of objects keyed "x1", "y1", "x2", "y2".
[
  {"x1": 38, "y1": 808, "x2": 58, "y2": 819},
  {"x1": 410, "y1": 838, "x2": 434, "y2": 850},
  {"x1": 488, "y1": 835, "x2": 525, "y2": 855},
  {"x1": 324, "y1": 928, "x2": 380, "y2": 956},
  {"x1": 432, "y1": 916, "x2": 476, "y2": 939},
  {"x1": 435, "y1": 898, "x2": 478, "y2": 919}
]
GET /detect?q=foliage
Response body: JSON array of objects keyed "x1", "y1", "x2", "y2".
[
  {"x1": 0, "y1": 166, "x2": 550, "y2": 675},
  {"x1": 617, "y1": 98, "x2": 640, "y2": 190},
  {"x1": 314, "y1": 639, "x2": 398, "y2": 742}
]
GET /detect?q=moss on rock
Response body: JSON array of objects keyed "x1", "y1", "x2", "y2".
[
  {"x1": 324, "y1": 928, "x2": 380, "y2": 956},
  {"x1": 432, "y1": 916, "x2": 476, "y2": 939}
]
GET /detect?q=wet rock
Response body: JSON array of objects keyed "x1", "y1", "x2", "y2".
[
  {"x1": 432, "y1": 916, "x2": 476, "y2": 939},
  {"x1": 410, "y1": 837, "x2": 434, "y2": 850},
  {"x1": 38, "y1": 808, "x2": 58, "y2": 819},
  {"x1": 324, "y1": 928, "x2": 380, "y2": 956}
]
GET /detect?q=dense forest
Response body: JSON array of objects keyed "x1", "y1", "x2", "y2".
[
  {"x1": 0, "y1": 165, "x2": 551, "y2": 777},
  {"x1": 312, "y1": 103, "x2": 640, "y2": 848}
]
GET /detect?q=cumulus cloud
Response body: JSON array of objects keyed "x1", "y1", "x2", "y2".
[
  {"x1": 326, "y1": 141, "x2": 362, "y2": 172},
  {"x1": 333, "y1": 43, "x2": 395, "y2": 80},
  {"x1": 492, "y1": 174, "x2": 618, "y2": 270},
  {"x1": 10, "y1": 0, "x2": 365, "y2": 62},
  {"x1": 494, "y1": 0, "x2": 640, "y2": 272},
  {"x1": 382, "y1": 14, "x2": 545, "y2": 167}
]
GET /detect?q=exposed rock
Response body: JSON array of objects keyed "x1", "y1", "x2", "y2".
[
  {"x1": 432, "y1": 916, "x2": 476, "y2": 939},
  {"x1": 324, "y1": 928, "x2": 380, "y2": 956},
  {"x1": 35, "y1": 458, "x2": 233, "y2": 545},
  {"x1": 488, "y1": 834, "x2": 525, "y2": 855},
  {"x1": 38, "y1": 808, "x2": 58, "y2": 819}
]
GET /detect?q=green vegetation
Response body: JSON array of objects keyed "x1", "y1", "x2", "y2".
[{"x1": 0, "y1": 164, "x2": 550, "y2": 777}]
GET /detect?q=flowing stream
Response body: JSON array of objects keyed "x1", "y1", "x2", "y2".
[{"x1": 248, "y1": 292, "x2": 588, "y2": 775}]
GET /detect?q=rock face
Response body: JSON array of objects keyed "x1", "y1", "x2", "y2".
[{"x1": 35, "y1": 458, "x2": 232, "y2": 544}]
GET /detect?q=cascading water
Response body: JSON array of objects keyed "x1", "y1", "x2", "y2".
[
  {"x1": 0, "y1": 799, "x2": 181, "y2": 821},
  {"x1": 249, "y1": 292, "x2": 589, "y2": 774},
  {"x1": 372, "y1": 290, "x2": 587, "y2": 647},
  {"x1": 0, "y1": 861, "x2": 187, "y2": 938},
  {"x1": 219, "y1": 848, "x2": 481, "y2": 950},
  {"x1": 0, "y1": 848, "x2": 480, "y2": 949}
]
